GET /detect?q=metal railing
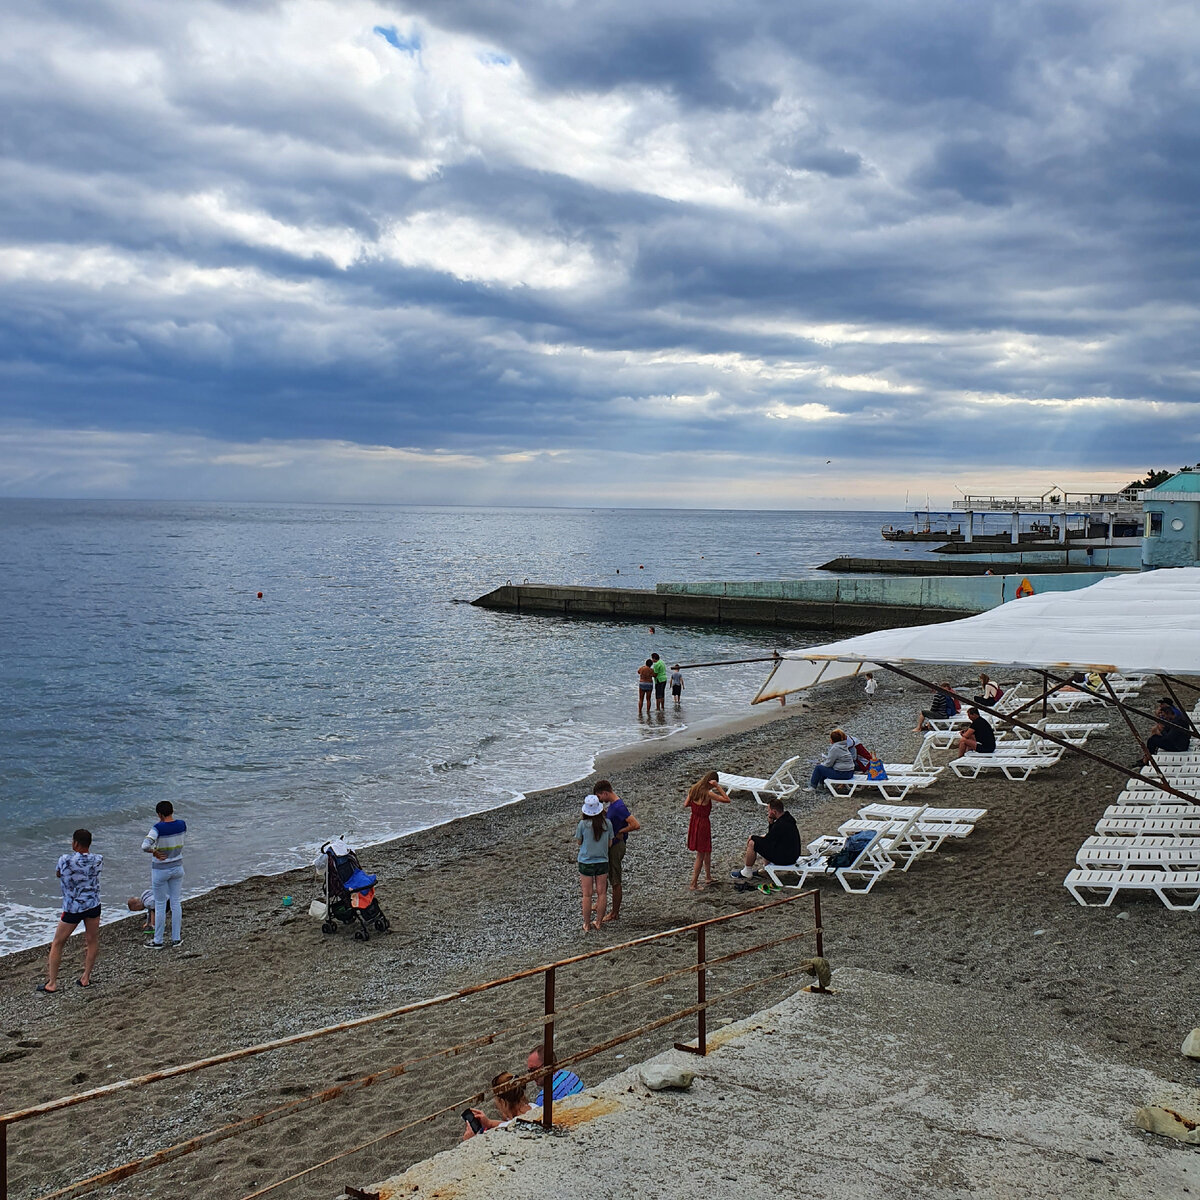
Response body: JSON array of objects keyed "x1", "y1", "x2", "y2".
[{"x1": 0, "y1": 888, "x2": 826, "y2": 1200}]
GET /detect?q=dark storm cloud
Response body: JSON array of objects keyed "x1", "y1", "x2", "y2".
[{"x1": 1, "y1": 0, "x2": 1198, "y2": 503}]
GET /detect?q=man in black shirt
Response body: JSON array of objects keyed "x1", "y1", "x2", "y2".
[
  {"x1": 731, "y1": 797, "x2": 801, "y2": 882},
  {"x1": 957, "y1": 707, "x2": 996, "y2": 756}
]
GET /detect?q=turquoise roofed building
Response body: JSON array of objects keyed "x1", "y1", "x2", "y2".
[{"x1": 1142, "y1": 471, "x2": 1200, "y2": 569}]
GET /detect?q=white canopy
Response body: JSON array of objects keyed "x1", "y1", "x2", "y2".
[{"x1": 753, "y1": 568, "x2": 1200, "y2": 703}]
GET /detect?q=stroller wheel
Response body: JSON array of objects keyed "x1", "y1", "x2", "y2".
[
  {"x1": 353, "y1": 928, "x2": 369, "y2": 942},
  {"x1": 374, "y1": 917, "x2": 391, "y2": 933},
  {"x1": 321, "y1": 921, "x2": 338, "y2": 935}
]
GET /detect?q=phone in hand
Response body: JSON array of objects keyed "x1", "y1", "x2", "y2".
[{"x1": 462, "y1": 1108, "x2": 484, "y2": 1134}]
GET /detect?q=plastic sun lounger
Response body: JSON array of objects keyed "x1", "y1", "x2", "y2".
[
  {"x1": 823, "y1": 771, "x2": 941, "y2": 803},
  {"x1": 859, "y1": 802, "x2": 986, "y2": 823},
  {"x1": 839, "y1": 817, "x2": 966, "y2": 852},
  {"x1": 1095, "y1": 815, "x2": 1200, "y2": 838},
  {"x1": 764, "y1": 830, "x2": 894, "y2": 894},
  {"x1": 1034, "y1": 722, "x2": 1109, "y2": 745},
  {"x1": 949, "y1": 751, "x2": 1062, "y2": 781},
  {"x1": 1063, "y1": 868, "x2": 1200, "y2": 910},
  {"x1": 833, "y1": 810, "x2": 938, "y2": 869},
  {"x1": 717, "y1": 756, "x2": 803, "y2": 805},
  {"x1": 1103, "y1": 803, "x2": 1200, "y2": 820},
  {"x1": 831, "y1": 808, "x2": 932, "y2": 871},
  {"x1": 1076, "y1": 838, "x2": 1200, "y2": 871}
]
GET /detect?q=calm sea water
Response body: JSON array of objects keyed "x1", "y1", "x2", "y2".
[{"x1": 0, "y1": 501, "x2": 941, "y2": 953}]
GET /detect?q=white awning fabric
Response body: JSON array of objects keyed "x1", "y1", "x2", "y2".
[{"x1": 752, "y1": 568, "x2": 1200, "y2": 703}]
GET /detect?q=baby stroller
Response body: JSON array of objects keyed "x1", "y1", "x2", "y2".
[{"x1": 316, "y1": 837, "x2": 391, "y2": 941}]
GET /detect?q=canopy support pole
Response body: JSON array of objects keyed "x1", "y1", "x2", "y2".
[
  {"x1": 878, "y1": 663, "x2": 1200, "y2": 806},
  {"x1": 1098, "y1": 676, "x2": 1167, "y2": 789}
]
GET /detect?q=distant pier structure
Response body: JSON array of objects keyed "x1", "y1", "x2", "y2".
[{"x1": 951, "y1": 486, "x2": 1143, "y2": 546}]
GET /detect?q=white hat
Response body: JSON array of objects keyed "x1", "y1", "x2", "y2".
[{"x1": 581, "y1": 795, "x2": 603, "y2": 816}]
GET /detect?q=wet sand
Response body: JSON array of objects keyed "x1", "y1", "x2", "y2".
[{"x1": 0, "y1": 674, "x2": 1195, "y2": 1200}]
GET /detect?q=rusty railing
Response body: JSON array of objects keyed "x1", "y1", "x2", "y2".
[{"x1": 0, "y1": 887, "x2": 826, "y2": 1200}]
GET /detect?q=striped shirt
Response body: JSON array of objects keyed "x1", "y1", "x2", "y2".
[
  {"x1": 143, "y1": 818, "x2": 186, "y2": 869},
  {"x1": 533, "y1": 1069, "x2": 584, "y2": 1107}
]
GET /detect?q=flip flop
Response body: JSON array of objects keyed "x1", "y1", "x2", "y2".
[
  {"x1": 36, "y1": 983, "x2": 58, "y2": 994},
  {"x1": 76, "y1": 978, "x2": 93, "y2": 988}
]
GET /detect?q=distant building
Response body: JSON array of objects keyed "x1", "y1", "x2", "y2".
[{"x1": 1141, "y1": 471, "x2": 1200, "y2": 569}]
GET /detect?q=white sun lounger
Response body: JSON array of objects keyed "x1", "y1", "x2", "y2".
[
  {"x1": 858, "y1": 802, "x2": 986, "y2": 826},
  {"x1": 838, "y1": 817, "x2": 966, "y2": 852},
  {"x1": 764, "y1": 830, "x2": 894, "y2": 894},
  {"x1": 823, "y1": 770, "x2": 941, "y2": 803},
  {"x1": 717, "y1": 756, "x2": 803, "y2": 805},
  {"x1": 949, "y1": 749, "x2": 1062, "y2": 781},
  {"x1": 1076, "y1": 838, "x2": 1200, "y2": 871},
  {"x1": 1095, "y1": 814, "x2": 1200, "y2": 838},
  {"x1": 832, "y1": 809, "x2": 932, "y2": 871},
  {"x1": 1034, "y1": 721, "x2": 1109, "y2": 745},
  {"x1": 1063, "y1": 868, "x2": 1200, "y2": 910}
]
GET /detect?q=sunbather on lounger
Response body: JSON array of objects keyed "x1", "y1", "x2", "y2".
[
  {"x1": 957, "y1": 708, "x2": 996, "y2": 756},
  {"x1": 809, "y1": 729, "x2": 856, "y2": 790},
  {"x1": 915, "y1": 683, "x2": 956, "y2": 732},
  {"x1": 731, "y1": 797, "x2": 801, "y2": 882}
]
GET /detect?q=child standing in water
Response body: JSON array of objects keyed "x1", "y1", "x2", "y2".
[
  {"x1": 684, "y1": 771, "x2": 730, "y2": 890},
  {"x1": 670, "y1": 664, "x2": 684, "y2": 705}
]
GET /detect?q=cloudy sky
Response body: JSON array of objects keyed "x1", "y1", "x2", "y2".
[{"x1": 1, "y1": 0, "x2": 1197, "y2": 508}]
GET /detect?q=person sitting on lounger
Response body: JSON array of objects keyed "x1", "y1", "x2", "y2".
[
  {"x1": 808, "y1": 729, "x2": 856, "y2": 790},
  {"x1": 462, "y1": 1071, "x2": 533, "y2": 1139},
  {"x1": 731, "y1": 796, "x2": 801, "y2": 882},
  {"x1": 972, "y1": 673, "x2": 1002, "y2": 707},
  {"x1": 915, "y1": 683, "x2": 956, "y2": 732},
  {"x1": 957, "y1": 707, "x2": 996, "y2": 756},
  {"x1": 1136, "y1": 698, "x2": 1192, "y2": 767}
]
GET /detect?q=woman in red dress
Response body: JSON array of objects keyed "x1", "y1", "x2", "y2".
[{"x1": 684, "y1": 770, "x2": 730, "y2": 890}]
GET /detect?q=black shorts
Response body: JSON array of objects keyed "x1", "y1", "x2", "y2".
[
  {"x1": 671, "y1": 686, "x2": 682, "y2": 696},
  {"x1": 654, "y1": 680, "x2": 666, "y2": 697},
  {"x1": 61, "y1": 905, "x2": 101, "y2": 926}
]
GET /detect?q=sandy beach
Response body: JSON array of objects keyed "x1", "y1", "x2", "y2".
[{"x1": 0, "y1": 673, "x2": 1196, "y2": 1199}]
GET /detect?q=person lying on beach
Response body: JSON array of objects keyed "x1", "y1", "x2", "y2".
[
  {"x1": 808, "y1": 729, "x2": 856, "y2": 790},
  {"x1": 684, "y1": 771, "x2": 730, "y2": 890},
  {"x1": 40, "y1": 828, "x2": 102, "y2": 993},
  {"x1": 915, "y1": 682, "x2": 957, "y2": 732},
  {"x1": 595, "y1": 779, "x2": 640, "y2": 923},
  {"x1": 957, "y1": 708, "x2": 996, "y2": 756},
  {"x1": 462, "y1": 1071, "x2": 533, "y2": 1140},
  {"x1": 731, "y1": 797, "x2": 800, "y2": 883},
  {"x1": 576, "y1": 795, "x2": 613, "y2": 933},
  {"x1": 528, "y1": 1046, "x2": 584, "y2": 1107}
]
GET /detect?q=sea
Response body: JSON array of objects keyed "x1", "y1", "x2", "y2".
[{"x1": 0, "y1": 500, "x2": 946, "y2": 954}]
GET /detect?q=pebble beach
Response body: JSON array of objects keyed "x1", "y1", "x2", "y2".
[{"x1": 0, "y1": 673, "x2": 1196, "y2": 1199}]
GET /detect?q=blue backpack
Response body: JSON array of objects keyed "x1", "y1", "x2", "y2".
[{"x1": 828, "y1": 830, "x2": 874, "y2": 870}]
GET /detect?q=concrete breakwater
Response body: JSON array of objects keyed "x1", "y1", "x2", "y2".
[
  {"x1": 473, "y1": 569, "x2": 1125, "y2": 630},
  {"x1": 471, "y1": 583, "x2": 962, "y2": 631}
]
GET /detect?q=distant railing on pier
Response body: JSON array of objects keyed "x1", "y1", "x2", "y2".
[{"x1": 0, "y1": 890, "x2": 826, "y2": 1200}]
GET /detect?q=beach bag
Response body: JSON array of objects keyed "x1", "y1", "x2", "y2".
[
  {"x1": 828, "y1": 830, "x2": 874, "y2": 871},
  {"x1": 865, "y1": 757, "x2": 888, "y2": 780}
]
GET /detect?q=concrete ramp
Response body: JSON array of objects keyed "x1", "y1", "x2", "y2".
[{"x1": 356, "y1": 968, "x2": 1194, "y2": 1200}]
